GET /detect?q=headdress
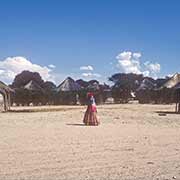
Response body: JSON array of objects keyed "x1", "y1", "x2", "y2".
[{"x1": 87, "y1": 92, "x2": 94, "y2": 97}]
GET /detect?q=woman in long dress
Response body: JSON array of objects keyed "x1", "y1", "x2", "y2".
[{"x1": 83, "y1": 92, "x2": 100, "y2": 126}]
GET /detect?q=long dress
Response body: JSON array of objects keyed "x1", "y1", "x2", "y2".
[{"x1": 83, "y1": 96, "x2": 99, "y2": 126}]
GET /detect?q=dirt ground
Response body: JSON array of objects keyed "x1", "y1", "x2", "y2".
[{"x1": 0, "y1": 104, "x2": 180, "y2": 180}]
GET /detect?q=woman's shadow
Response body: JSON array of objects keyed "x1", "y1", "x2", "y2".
[{"x1": 66, "y1": 123, "x2": 85, "y2": 126}]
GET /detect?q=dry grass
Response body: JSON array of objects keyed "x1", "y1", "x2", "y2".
[
  {"x1": 9, "y1": 105, "x2": 83, "y2": 113},
  {"x1": 0, "y1": 104, "x2": 180, "y2": 180}
]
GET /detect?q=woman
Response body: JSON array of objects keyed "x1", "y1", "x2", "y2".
[{"x1": 83, "y1": 92, "x2": 100, "y2": 126}]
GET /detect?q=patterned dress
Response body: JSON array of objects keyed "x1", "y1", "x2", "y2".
[{"x1": 83, "y1": 96, "x2": 99, "y2": 126}]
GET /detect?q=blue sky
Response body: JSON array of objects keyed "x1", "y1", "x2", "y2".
[{"x1": 0, "y1": 0, "x2": 180, "y2": 84}]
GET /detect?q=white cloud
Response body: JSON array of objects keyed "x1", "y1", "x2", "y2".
[
  {"x1": 142, "y1": 70, "x2": 150, "y2": 77},
  {"x1": 80, "y1": 65, "x2": 94, "y2": 71},
  {"x1": 0, "y1": 56, "x2": 55, "y2": 83},
  {"x1": 80, "y1": 65, "x2": 101, "y2": 79},
  {"x1": 82, "y1": 72, "x2": 101, "y2": 78},
  {"x1": 48, "y1": 64, "x2": 56, "y2": 69},
  {"x1": 144, "y1": 61, "x2": 161, "y2": 73},
  {"x1": 133, "y1": 52, "x2": 141, "y2": 59},
  {"x1": 116, "y1": 51, "x2": 141, "y2": 74},
  {"x1": 116, "y1": 51, "x2": 132, "y2": 61},
  {"x1": 116, "y1": 51, "x2": 161, "y2": 77},
  {"x1": 0, "y1": 70, "x2": 5, "y2": 74},
  {"x1": 167, "y1": 74, "x2": 174, "y2": 78}
]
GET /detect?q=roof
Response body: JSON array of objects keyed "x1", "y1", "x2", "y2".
[
  {"x1": 160, "y1": 73, "x2": 180, "y2": 89},
  {"x1": 174, "y1": 82, "x2": 180, "y2": 90},
  {"x1": 24, "y1": 80, "x2": 44, "y2": 92},
  {"x1": 137, "y1": 78, "x2": 155, "y2": 91},
  {"x1": 0, "y1": 81, "x2": 14, "y2": 92},
  {"x1": 87, "y1": 82, "x2": 100, "y2": 91},
  {"x1": 76, "y1": 79, "x2": 89, "y2": 89},
  {"x1": 0, "y1": 81, "x2": 7, "y2": 87},
  {"x1": 57, "y1": 77, "x2": 81, "y2": 92}
]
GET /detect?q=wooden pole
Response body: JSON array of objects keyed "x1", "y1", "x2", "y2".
[
  {"x1": 177, "y1": 90, "x2": 180, "y2": 113},
  {"x1": 5, "y1": 92, "x2": 8, "y2": 111},
  {"x1": 2, "y1": 93, "x2": 7, "y2": 111},
  {"x1": 7, "y1": 92, "x2": 11, "y2": 110},
  {"x1": 2, "y1": 93, "x2": 5, "y2": 111},
  {"x1": 178, "y1": 102, "x2": 180, "y2": 113}
]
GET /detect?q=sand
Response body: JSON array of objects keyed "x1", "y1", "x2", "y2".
[{"x1": 0, "y1": 103, "x2": 180, "y2": 180}]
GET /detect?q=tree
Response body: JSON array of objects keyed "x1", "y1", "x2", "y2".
[
  {"x1": 109, "y1": 73, "x2": 145, "y2": 103},
  {"x1": 11, "y1": 71, "x2": 45, "y2": 106},
  {"x1": 42, "y1": 81, "x2": 57, "y2": 105},
  {"x1": 12, "y1": 71, "x2": 44, "y2": 88},
  {"x1": 109, "y1": 73, "x2": 144, "y2": 91}
]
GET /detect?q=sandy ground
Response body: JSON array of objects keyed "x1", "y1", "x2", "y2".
[{"x1": 0, "y1": 104, "x2": 180, "y2": 180}]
